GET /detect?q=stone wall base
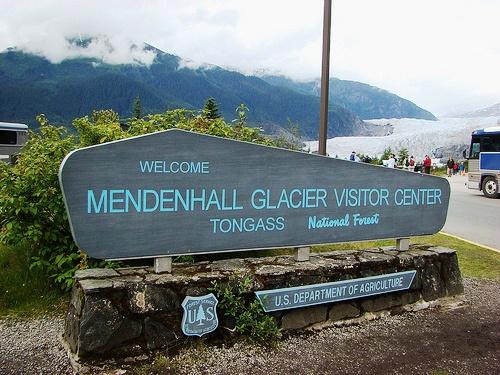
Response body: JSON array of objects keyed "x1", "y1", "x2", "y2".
[{"x1": 64, "y1": 245, "x2": 463, "y2": 361}]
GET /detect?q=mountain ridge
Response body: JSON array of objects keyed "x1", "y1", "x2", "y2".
[
  {"x1": 459, "y1": 102, "x2": 500, "y2": 118},
  {"x1": 0, "y1": 44, "x2": 436, "y2": 139},
  {"x1": 259, "y1": 74, "x2": 437, "y2": 121}
]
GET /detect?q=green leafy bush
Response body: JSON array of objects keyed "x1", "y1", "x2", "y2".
[
  {"x1": 210, "y1": 275, "x2": 282, "y2": 343},
  {"x1": 0, "y1": 107, "x2": 296, "y2": 291},
  {"x1": 0, "y1": 116, "x2": 80, "y2": 290}
]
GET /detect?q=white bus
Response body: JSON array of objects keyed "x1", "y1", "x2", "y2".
[
  {"x1": 0, "y1": 122, "x2": 28, "y2": 163},
  {"x1": 466, "y1": 126, "x2": 500, "y2": 198}
]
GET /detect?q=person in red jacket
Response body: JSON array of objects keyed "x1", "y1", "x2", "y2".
[{"x1": 424, "y1": 155, "x2": 432, "y2": 174}]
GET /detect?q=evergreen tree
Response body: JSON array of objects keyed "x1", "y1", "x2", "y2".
[
  {"x1": 132, "y1": 96, "x2": 142, "y2": 119},
  {"x1": 398, "y1": 148, "x2": 409, "y2": 162},
  {"x1": 381, "y1": 147, "x2": 392, "y2": 160},
  {"x1": 202, "y1": 97, "x2": 220, "y2": 120}
]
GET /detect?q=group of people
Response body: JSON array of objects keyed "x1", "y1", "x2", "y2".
[
  {"x1": 347, "y1": 151, "x2": 465, "y2": 176},
  {"x1": 393, "y1": 154, "x2": 429, "y2": 173},
  {"x1": 446, "y1": 157, "x2": 466, "y2": 177}
]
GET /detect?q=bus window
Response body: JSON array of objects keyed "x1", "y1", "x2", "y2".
[
  {"x1": 481, "y1": 135, "x2": 500, "y2": 153},
  {"x1": 0, "y1": 130, "x2": 17, "y2": 145},
  {"x1": 470, "y1": 140, "x2": 480, "y2": 159}
]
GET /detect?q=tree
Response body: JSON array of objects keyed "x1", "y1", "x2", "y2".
[
  {"x1": 202, "y1": 97, "x2": 221, "y2": 120},
  {"x1": 233, "y1": 103, "x2": 249, "y2": 129},
  {"x1": 132, "y1": 96, "x2": 142, "y2": 119},
  {"x1": 398, "y1": 148, "x2": 409, "y2": 163},
  {"x1": 381, "y1": 147, "x2": 392, "y2": 161}
]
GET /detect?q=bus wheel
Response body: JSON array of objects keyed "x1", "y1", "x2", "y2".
[{"x1": 482, "y1": 176, "x2": 499, "y2": 198}]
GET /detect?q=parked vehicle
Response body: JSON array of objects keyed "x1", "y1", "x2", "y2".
[
  {"x1": 466, "y1": 126, "x2": 500, "y2": 198},
  {"x1": 0, "y1": 122, "x2": 28, "y2": 164}
]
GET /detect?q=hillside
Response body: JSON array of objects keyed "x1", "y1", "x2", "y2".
[
  {"x1": 460, "y1": 102, "x2": 500, "y2": 118},
  {"x1": 260, "y1": 75, "x2": 437, "y2": 121},
  {"x1": 0, "y1": 44, "x2": 436, "y2": 139},
  {"x1": 0, "y1": 48, "x2": 373, "y2": 139}
]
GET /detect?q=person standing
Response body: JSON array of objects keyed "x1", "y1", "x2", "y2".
[
  {"x1": 350, "y1": 151, "x2": 356, "y2": 161},
  {"x1": 402, "y1": 157, "x2": 409, "y2": 170},
  {"x1": 387, "y1": 154, "x2": 396, "y2": 168},
  {"x1": 459, "y1": 161, "x2": 465, "y2": 176},
  {"x1": 409, "y1": 155, "x2": 415, "y2": 172},
  {"x1": 424, "y1": 155, "x2": 432, "y2": 174},
  {"x1": 446, "y1": 157, "x2": 454, "y2": 177}
]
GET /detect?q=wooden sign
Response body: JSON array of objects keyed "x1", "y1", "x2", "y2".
[{"x1": 59, "y1": 130, "x2": 450, "y2": 259}]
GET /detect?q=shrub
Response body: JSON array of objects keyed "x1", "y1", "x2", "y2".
[
  {"x1": 210, "y1": 275, "x2": 281, "y2": 343},
  {"x1": 0, "y1": 116, "x2": 80, "y2": 290},
  {"x1": 0, "y1": 107, "x2": 296, "y2": 291}
]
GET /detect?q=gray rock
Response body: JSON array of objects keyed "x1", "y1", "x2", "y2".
[
  {"x1": 428, "y1": 246, "x2": 456, "y2": 255},
  {"x1": 209, "y1": 258, "x2": 247, "y2": 272},
  {"x1": 75, "y1": 268, "x2": 119, "y2": 280},
  {"x1": 116, "y1": 267, "x2": 148, "y2": 276},
  {"x1": 391, "y1": 291, "x2": 421, "y2": 307},
  {"x1": 397, "y1": 252, "x2": 418, "y2": 268},
  {"x1": 144, "y1": 318, "x2": 178, "y2": 350},
  {"x1": 79, "y1": 278, "x2": 114, "y2": 293},
  {"x1": 104, "y1": 317, "x2": 142, "y2": 354},
  {"x1": 357, "y1": 252, "x2": 396, "y2": 268},
  {"x1": 69, "y1": 286, "x2": 84, "y2": 315},
  {"x1": 185, "y1": 287, "x2": 209, "y2": 297},
  {"x1": 147, "y1": 285, "x2": 179, "y2": 312},
  {"x1": 328, "y1": 303, "x2": 360, "y2": 321},
  {"x1": 380, "y1": 246, "x2": 397, "y2": 252},
  {"x1": 254, "y1": 264, "x2": 290, "y2": 277},
  {"x1": 79, "y1": 297, "x2": 123, "y2": 354},
  {"x1": 441, "y1": 254, "x2": 464, "y2": 296},
  {"x1": 127, "y1": 284, "x2": 179, "y2": 313},
  {"x1": 281, "y1": 306, "x2": 328, "y2": 330},
  {"x1": 360, "y1": 294, "x2": 395, "y2": 312},
  {"x1": 64, "y1": 304, "x2": 80, "y2": 353},
  {"x1": 421, "y1": 262, "x2": 446, "y2": 301}
]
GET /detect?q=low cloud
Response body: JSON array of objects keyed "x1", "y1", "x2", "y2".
[{"x1": 14, "y1": 34, "x2": 156, "y2": 66}]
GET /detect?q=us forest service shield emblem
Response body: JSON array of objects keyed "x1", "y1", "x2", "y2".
[{"x1": 181, "y1": 293, "x2": 219, "y2": 337}]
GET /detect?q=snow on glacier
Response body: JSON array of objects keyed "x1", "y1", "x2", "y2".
[{"x1": 305, "y1": 116, "x2": 500, "y2": 159}]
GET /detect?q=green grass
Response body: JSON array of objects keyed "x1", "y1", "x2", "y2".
[
  {"x1": 431, "y1": 166, "x2": 447, "y2": 176},
  {"x1": 0, "y1": 244, "x2": 67, "y2": 318},
  {"x1": 312, "y1": 233, "x2": 500, "y2": 280}
]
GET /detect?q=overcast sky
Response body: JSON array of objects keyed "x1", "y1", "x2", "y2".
[{"x1": 1, "y1": 0, "x2": 499, "y2": 116}]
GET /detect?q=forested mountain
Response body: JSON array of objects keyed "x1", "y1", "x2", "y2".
[
  {"x1": 260, "y1": 75, "x2": 437, "y2": 121},
  {"x1": 0, "y1": 45, "x2": 435, "y2": 139}
]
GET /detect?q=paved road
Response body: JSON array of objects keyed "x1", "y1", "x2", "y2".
[{"x1": 442, "y1": 174, "x2": 500, "y2": 250}]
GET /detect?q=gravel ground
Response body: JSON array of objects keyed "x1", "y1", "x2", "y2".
[
  {"x1": 0, "y1": 278, "x2": 498, "y2": 375},
  {"x1": 0, "y1": 318, "x2": 72, "y2": 375}
]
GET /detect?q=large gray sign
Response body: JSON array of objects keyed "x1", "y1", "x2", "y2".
[
  {"x1": 255, "y1": 271, "x2": 416, "y2": 312},
  {"x1": 59, "y1": 129, "x2": 450, "y2": 259}
]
